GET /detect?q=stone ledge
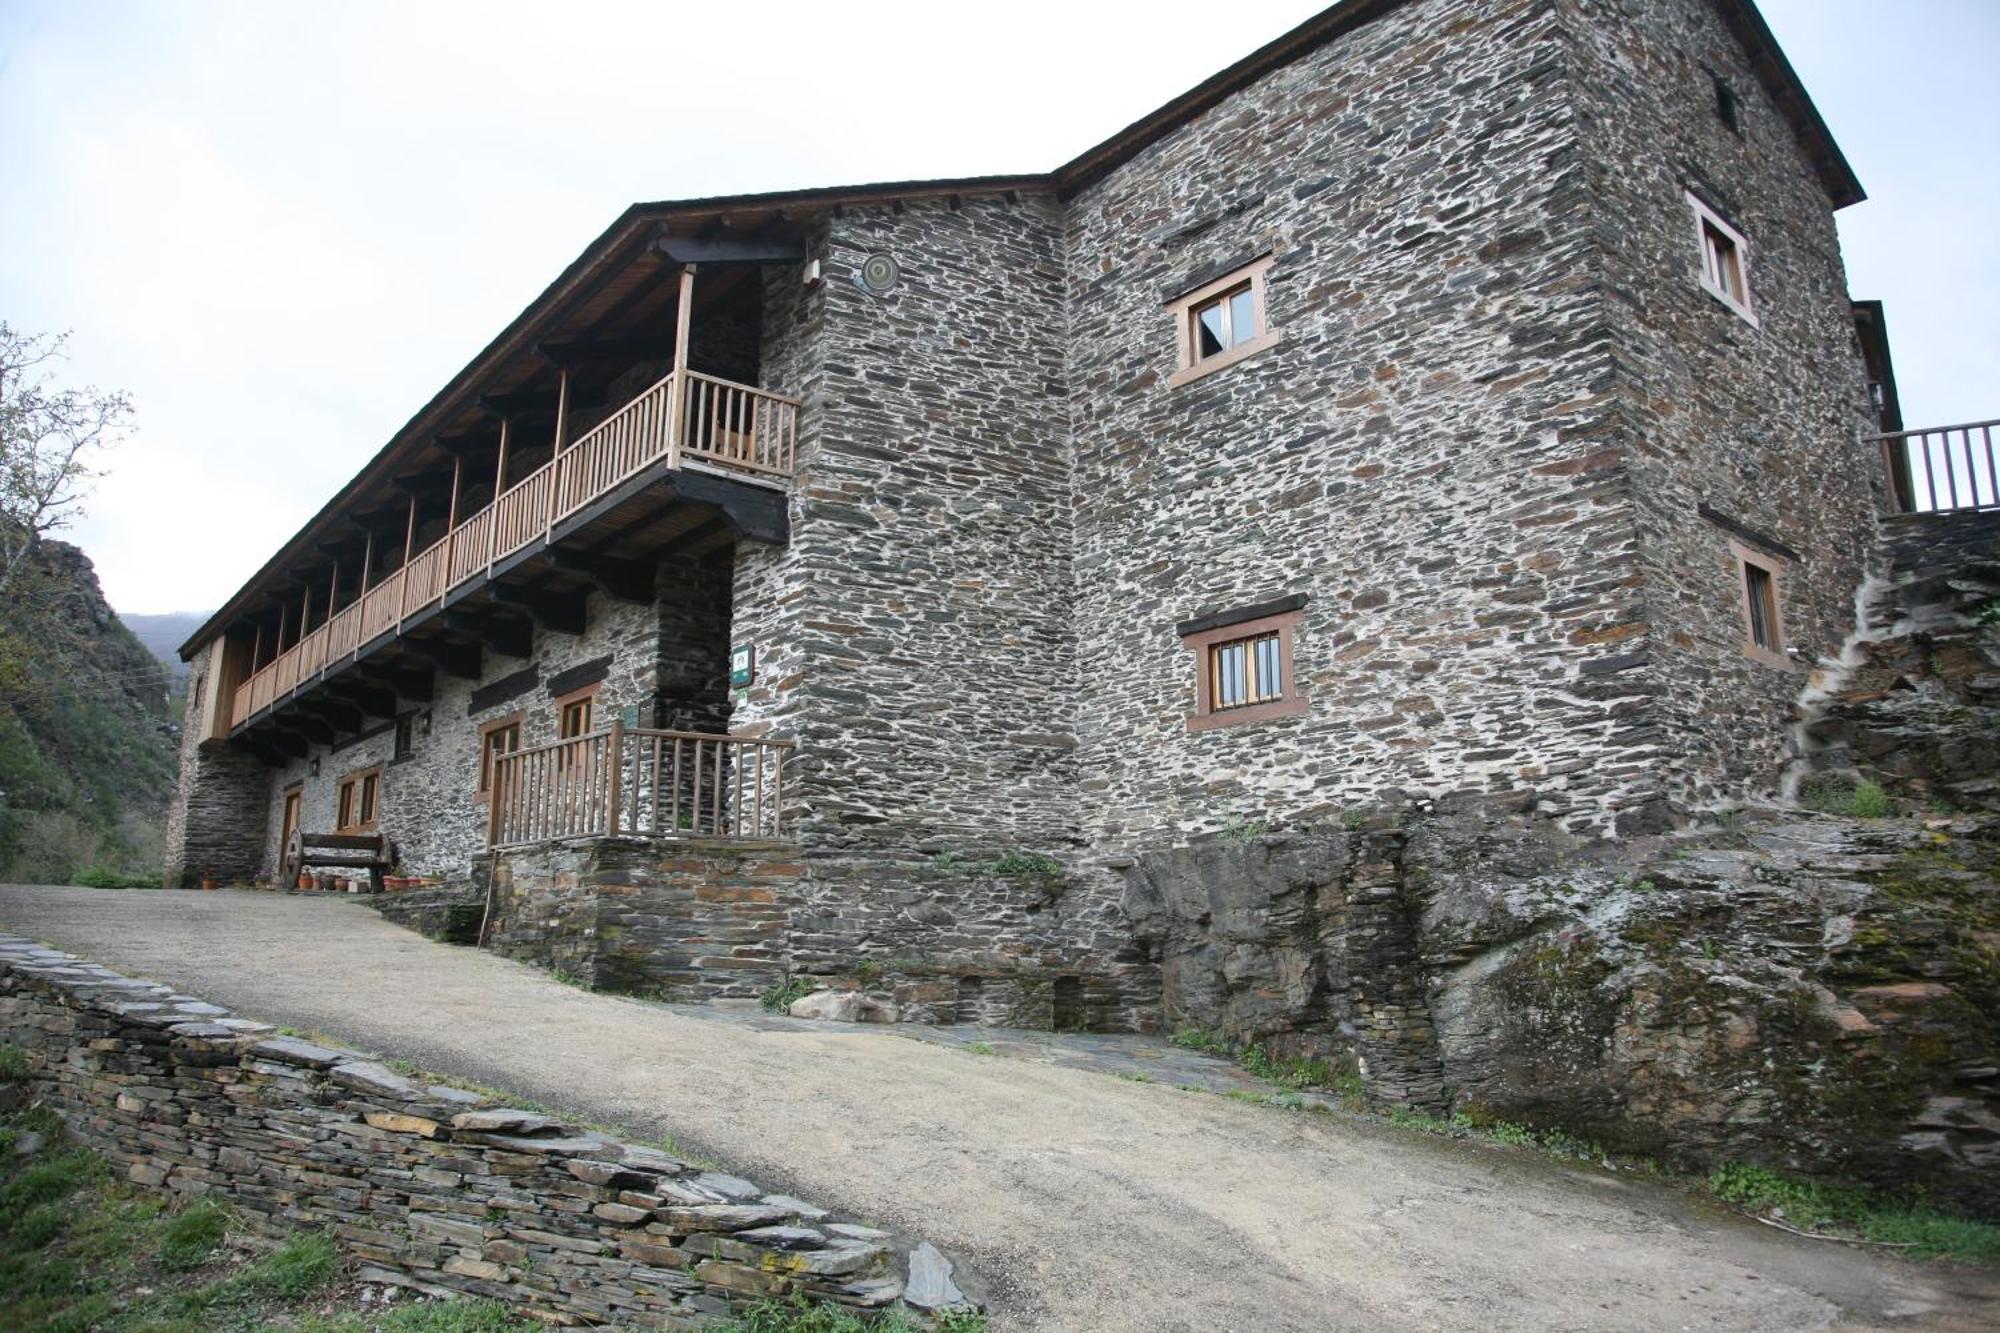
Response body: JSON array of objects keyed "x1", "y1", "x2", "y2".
[{"x1": 0, "y1": 933, "x2": 979, "y2": 1326}]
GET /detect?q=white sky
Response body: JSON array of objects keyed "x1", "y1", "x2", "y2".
[{"x1": 1, "y1": 0, "x2": 1995, "y2": 615}]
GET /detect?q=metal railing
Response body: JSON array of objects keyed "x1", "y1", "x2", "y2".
[
  {"x1": 228, "y1": 368, "x2": 798, "y2": 729},
  {"x1": 486, "y1": 723, "x2": 794, "y2": 849},
  {"x1": 1873, "y1": 418, "x2": 1999, "y2": 515}
]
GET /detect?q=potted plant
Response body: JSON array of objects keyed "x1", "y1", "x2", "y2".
[{"x1": 199, "y1": 871, "x2": 218, "y2": 892}]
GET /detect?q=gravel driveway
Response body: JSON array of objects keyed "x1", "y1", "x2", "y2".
[{"x1": 2, "y1": 885, "x2": 1994, "y2": 1332}]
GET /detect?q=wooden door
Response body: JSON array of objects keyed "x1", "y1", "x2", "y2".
[{"x1": 280, "y1": 788, "x2": 302, "y2": 851}]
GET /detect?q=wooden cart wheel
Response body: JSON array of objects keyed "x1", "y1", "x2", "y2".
[{"x1": 282, "y1": 827, "x2": 303, "y2": 886}]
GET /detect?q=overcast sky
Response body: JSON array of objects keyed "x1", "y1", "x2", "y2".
[{"x1": 2, "y1": 0, "x2": 1994, "y2": 615}]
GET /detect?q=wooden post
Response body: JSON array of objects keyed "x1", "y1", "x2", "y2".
[
  {"x1": 546, "y1": 375, "x2": 568, "y2": 534},
  {"x1": 447, "y1": 454, "x2": 463, "y2": 530},
  {"x1": 403, "y1": 493, "x2": 418, "y2": 564},
  {"x1": 328, "y1": 558, "x2": 340, "y2": 618},
  {"x1": 360, "y1": 530, "x2": 374, "y2": 592},
  {"x1": 668, "y1": 264, "x2": 696, "y2": 466},
  {"x1": 251, "y1": 621, "x2": 264, "y2": 670},
  {"x1": 490, "y1": 418, "x2": 510, "y2": 570},
  {"x1": 605, "y1": 717, "x2": 624, "y2": 835}
]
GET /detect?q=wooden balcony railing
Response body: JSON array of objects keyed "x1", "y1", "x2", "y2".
[
  {"x1": 227, "y1": 369, "x2": 798, "y2": 730},
  {"x1": 1874, "y1": 418, "x2": 1999, "y2": 515},
  {"x1": 486, "y1": 722, "x2": 794, "y2": 849}
]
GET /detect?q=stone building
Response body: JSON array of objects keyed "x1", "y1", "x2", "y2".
[{"x1": 168, "y1": 0, "x2": 1913, "y2": 1030}]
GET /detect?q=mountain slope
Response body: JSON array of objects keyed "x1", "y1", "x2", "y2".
[
  {"x1": 0, "y1": 541, "x2": 179, "y2": 882},
  {"x1": 118, "y1": 611, "x2": 208, "y2": 686}
]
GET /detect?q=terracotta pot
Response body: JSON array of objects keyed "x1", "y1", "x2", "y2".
[
  {"x1": 200, "y1": 878, "x2": 218, "y2": 892},
  {"x1": 297, "y1": 874, "x2": 314, "y2": 891}
]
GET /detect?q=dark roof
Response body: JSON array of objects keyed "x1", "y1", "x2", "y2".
[{"x1": 183, "y1": 0, "x2": 1861, "y2": 658}]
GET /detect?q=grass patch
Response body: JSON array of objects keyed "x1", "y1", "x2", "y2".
[
  {"x1": 154, "y1": 1198, "x2": 228, "y2": 1272},
  {"x1": 963, "y1": 1041, "x2": 997, "y2": 1057},
  {"x1": 1709, "y1": 1162, "x2": 2000, "y2": 1261},
  {"x1": 1801, "y1": 776, "x2": 1892, "y2": 818},
  {"x1": 760, "y1": 975, "x2": 816, "y2": 1013},
  {"x1": 70, "y1": 867, "x2": 158, "y2": 889},
  {"x1": 712, "y1": 1293, "x2": 985, "y2": 1332},
  {"x1": 0, "y1": 1043, "x2": 30, "y2": 1082}
]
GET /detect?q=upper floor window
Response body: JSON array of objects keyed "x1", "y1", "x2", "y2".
[
  {"x1": 1712, "y1": 75, "x2": 1741, "y2": 136},
  {"x1": 1687, "y1": 192, "x2": 1757, "y2": 327},
  {"x1": 1166, "y1": 256, "x2": 1281, "y2": 387}
]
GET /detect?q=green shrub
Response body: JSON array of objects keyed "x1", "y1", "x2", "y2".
[
  {"x1": 70, "y1": 867, "x2": 156, "y2": 889},
  {"x1": 1708, "y1": 1162, "x2": 2000, "y2": 1261},
  {"x1": 0, "y1": 1043, "x2": 30, "y2": 1082}
]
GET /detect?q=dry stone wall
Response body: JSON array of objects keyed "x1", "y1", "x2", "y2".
[
  {"x1": 163, "y1": 639, "x2": 271, "y2": 888},
  {"x1": 258, "y1": 589, "x2": 670, "y2": 881},
  {"x1": 0, "y1": 934, "x2": 974, "y2": 1325},
  {"x1": 1065, "y1": 0, "x2": 1665, "y2": 845},
  {"x1": 1563, "y1": 0, "x2": 1882, "y2": 816}
]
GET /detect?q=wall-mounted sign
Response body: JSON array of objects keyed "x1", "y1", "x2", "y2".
[{"x1": 730, "y1": 643, "x2": 755, "y2": 689}]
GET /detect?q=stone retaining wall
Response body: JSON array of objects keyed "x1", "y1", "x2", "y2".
[
  {"x1": 0, "y1": 934, "x2": 972, "y2": 1326},
  {"x1": 483, "y1": 837, "x2": 1163, "y2": 1028}
]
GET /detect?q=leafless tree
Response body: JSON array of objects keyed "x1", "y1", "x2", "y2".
[{"x1": 0, "y1": 322, "x2": 132, "y2": 597}]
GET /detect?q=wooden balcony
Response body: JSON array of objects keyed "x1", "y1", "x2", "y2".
[
  {"x1": 1873, "y1": 418, "x2": 1999, "y2": 515},
  {"x1": 487, "y1": 722, "x2": 794, "y2": 848},
  {"x1": 228, "y1": 368, "x2": 796, "y2": 733}
]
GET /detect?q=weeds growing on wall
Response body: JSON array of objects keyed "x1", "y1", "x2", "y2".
[
  {"x1": 713, "y1": 1292, "x2": 987, "y2": 1332},
  {"x1": 760, "y1": 975, "x2": 816, "y2": 1012},
  {"x1": 1800, "y1": 776, "x2": 1892, "y2": 818}
]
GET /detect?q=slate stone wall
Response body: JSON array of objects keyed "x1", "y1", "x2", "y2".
[
  {"x1": 257, "y1": 590, "x2": 674, "y2": 881},
  {"x1": 162, "y1": 639, "x2": 271, "y2": 888},
  {"x1": 733, "y1": 202, "x2": 1079, "y2": 856},
  {"x1": 0, "y1": 935, "x2": 966, "y2": 1322},
  {"x1": 1065, "y1": 0, "x2": 1662, "y2": 845},
  {"x1": 484, "y1": 837, "x2": 802, "y2": 1002},
  {"x1": 1563, "y1": 0, "x2": 1882, "y2": 815}
]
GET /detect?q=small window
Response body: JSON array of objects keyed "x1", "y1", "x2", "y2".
[
  {"x1": 1712, "y1": 75, "x2": 1740, "y2": 135},
  {"x1": 1729, "y1": 540, "x2": 1790, "y2": 669},
  {"x1": 555, "y1": 685, "x2": 598, "y2": 740},
  {"x1": 336, "y1": 764, "x2": 382, "y2": 832},
  {"x1": 1180, "y1": 603, "x2": 1309, "y2": 732},
  {"x1": 478, "y1": 713, "x2": 524, "y2": 795},
  {"x1": 1166, "y1": 256, "x2": 1281, "y2": 387},
  {"x1": 1210, "y1": 632, "x2": 1285, "y2": 711},
  {"x1": 1687, "y1": 192, "x2": 1756, "y2": 326},
  {"x1": 393, "y1": 712, "x2": 415, "y2": 761}
]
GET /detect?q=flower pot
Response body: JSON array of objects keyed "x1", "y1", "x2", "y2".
[{"x1": 200, "y1": 878, "x2": 218, "y2": 892}]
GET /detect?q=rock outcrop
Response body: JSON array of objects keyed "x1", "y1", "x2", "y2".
[{"x1": 1127, "y1": 806, "x2": 1999, "y2": 1213}]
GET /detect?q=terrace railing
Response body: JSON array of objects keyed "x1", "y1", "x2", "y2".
[
  {"x1": 486, "y1": 723, "x2": 794, "y2": 849},
  {"x1": 229, "y1": 368, "x2": 798, "y2": 729},
  {"x1": 1873, "y1": 418, "x2": 2000, "y2": 515}
]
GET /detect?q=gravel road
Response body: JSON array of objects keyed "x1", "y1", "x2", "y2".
[{"x1": 2, "y1": 885, "x2": 1993, "y2": 1332}]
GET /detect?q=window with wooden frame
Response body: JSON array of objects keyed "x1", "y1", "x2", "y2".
[
  {"x1": 554, "y1": 683, "x2": 600, "y2": 741},
  {"x1": 1178, "y1": 599, "x2": 1309, "y2": 732},
  {"x1": 1687, "y1": 192, "x2": 1756, "y2": 326},
  {"x1": 335, "y1": 764, "x2": 382, "y2": 833},
  {"x1": 1729, "y1": 539, "x2": 1791, "y2": 668},
  {"x1": 477, "y1": 713, "x2": 523, "y2": 796},
  {"x1": 1166, "y1": 255, "x2": 1281, "y2": 387}
]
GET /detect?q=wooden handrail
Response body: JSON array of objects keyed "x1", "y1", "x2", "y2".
[
  {"x1": 229, "y1": 369, "x2": 798, "y2": 729},
  {"x1": 1870, "y1": 417, "x2": 1999, "y2": 515},
  {"x1": 488, "y1": 724, "x2": 795, "y2": 849}
]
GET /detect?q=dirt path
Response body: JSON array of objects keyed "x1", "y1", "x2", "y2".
[{"x1": 2, "y1": 886, "x2": 1993, "y2": 1332}]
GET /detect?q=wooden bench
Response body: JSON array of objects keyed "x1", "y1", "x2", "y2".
[{"x1": 283, "y1": 829, "x2": 397, "y2": 894}]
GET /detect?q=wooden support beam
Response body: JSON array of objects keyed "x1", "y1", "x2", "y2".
[
  {"x1": 672, "y1": 470, "x2": 789, "y2": 545},
  {"x1": 652, "y1": 234, "x2": 807, "y2": 264},
  {"x1": 480, "y1": 382, "x2": 605, "y2": 420},
  {"x1": 350, "y1": 661, "x2": 434, "y2": 705},
  {"x1": 296, "y1": 695, "x2": 365, "y2": 734},
  {"x1": 290, "y1": 713, "x2": 336, "y2": 746},
  {"x1": 549, "y1": 550, "x2": 655, "y2": 604},
  {"x1": 326, "y1": 680, "x2": 398, "y2": 720},
  {"x1": 404, "y1": 636, "x2": 483, "y2": 680},
  {"x1": 534, "y1": 335, "x2": 679, "y2": 368},
  {"x1": 445, "y1": 610, "x2": 533, "y2": 659},
  {"x1": 490, "y1": 584, "x2": 587, "y2": 636}
]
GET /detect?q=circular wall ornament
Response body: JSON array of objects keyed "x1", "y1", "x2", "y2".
[{"x1": 856, "y1": 253, "x2": 901, "y2": 295}]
